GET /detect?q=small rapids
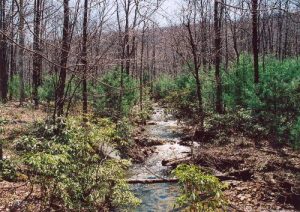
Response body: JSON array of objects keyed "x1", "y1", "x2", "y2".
[{"x1": 129, "y1": 106, "x2": 191, "y2": 211}]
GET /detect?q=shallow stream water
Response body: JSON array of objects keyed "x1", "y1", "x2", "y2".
[{"x1": 129, "y1": 106, "x2": 191, "y2": 211}]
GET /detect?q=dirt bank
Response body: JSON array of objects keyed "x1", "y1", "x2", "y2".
[{"x1": 191, "y1": 136, "x2": 300, "y2": 211}]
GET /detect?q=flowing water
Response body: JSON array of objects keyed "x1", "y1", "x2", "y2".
[{"x1": 129, "y1": 105, "x2": 191, "y2": 211}]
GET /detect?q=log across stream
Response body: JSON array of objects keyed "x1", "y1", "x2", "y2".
[{"x1": 128, "y1": 105, "x2": 191, "y2": 211}]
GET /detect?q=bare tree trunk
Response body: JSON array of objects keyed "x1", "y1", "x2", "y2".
[
  {"x1": 214, "y1": 0, "x2": 223, "y2": 113},
  {"x1": 55, "y1": 0, "x2": 70, "y2": 118},
  {"x1": 18, "y1": 0, "x2": 25, "y2": 105},
  {"x1": 0, "y1": 0, "x2": 8, "y2": 103},
  {"x1": 186, "y1": 18, "x2": 203, "y2": 126},
  {"x1": 252, "y1": 0, "x2": 259, "y2": 84},
  {"x1": 0, "y1": 0, "x2": 4, "y2": 166},
  {"x1": 139, "y1": 23, "x2": 146, "y2": 112},
  {"x1": 124, "y1": 0, "x2": 130, "y2": 75},
  {"x1": 82, "y1": 0, "x2": 88, "y2": 118},
  {"x1": 32, "y1": 0, "x2": 42, "y2": 108},
  {"x1": 9, "y1": 0, "x2": 15, "y2": 100}
]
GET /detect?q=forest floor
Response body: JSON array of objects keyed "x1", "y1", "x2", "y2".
[
  {"x1": 0, "y1": 102, "x2": 47, "y2": 158},
  {"x1": 191, "y1": 135, "x2": 300, "y2": 211},
  {"x1": 0, "y1": 102, "x2": 47, "y2": 210}
]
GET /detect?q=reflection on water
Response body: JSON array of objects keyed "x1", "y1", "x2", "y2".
[
  {"x1": 129, "y1": 105, "x2": 190, "y2": 211},
  {"x1": 132, "y1": 183, "x2": 180, "y2": 212}
]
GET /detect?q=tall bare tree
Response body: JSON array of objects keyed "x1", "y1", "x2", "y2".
[
  {"x1": 214, "y1": 0, "x2": 223, "y2": 113},
  {"x1": 0, "y1": 0, "x2": 8, "y2": 102},
  {"x1": 18, "y1": 0, "x2": 25, "y2": 105},
  {"x1": 55, "y1": 0, "x2": 71, "y2": 117},
  {"x1": 82, "y1": 0, "x2": 88, "y2": 117},
  {"x1": 251, "y1": 0, "x2": 259, "y2": 83},
  {"x1": 32, "y1": 0, "x2": 43, "y2": 107}
]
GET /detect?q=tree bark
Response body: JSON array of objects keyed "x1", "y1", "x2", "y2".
[
  {"x1": 82, "y1": 0, "x2": 88, "y2": 118},
  {"x1": 32, "y1": 0, "x2": 42, "y2": 107},
  {"x1": 0, "y1": 0, "x2": 8, "y2": 102},
  {"x1": 18, "y1": 0, "x2": 25, "y2": 105},
  {"x1": 139, "y1": 23, "x2": 145, "y2": 112},
  {"x1": 55, "y1": 0, "x2": 70, "y2": 118},
  {"x1": 252, "y1": 0, "x2": 259, "y2": 84},
  {"x1": 214, "y1": 0, "x2": 223, "y2": 113},
  {"x1": 186, "y1": 19, "x2": 203, "y2": 126},
  {"x1": 9, "y1": 0, "x2": 16, "y2": 100}
]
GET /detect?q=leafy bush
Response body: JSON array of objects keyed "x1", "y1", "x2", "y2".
[
  {"x1": 155, "y1": 56, "x2": 300, "y2": 148},
  {"x1": 153, "y1": 74, "x2": 176, "y2": 100},
  {"x1": 0, "y1": 159, "x2": 18, "y2": 182},
  {"x1": 91, "y1": 69, "x2": 139, "y2": 119},
  {"x1": 38, "y1": 75, "x2": 56, "y2": 102},
  {"x1": 291, "y1": 117, "x2": 300, "y2": 149},
  {"x1": 129, "y1": 87, "x2": 153, "y2": 124},
  {"x1": 223, "y1": 56, "x2": 300, "y2": 146},
  {"x1": 8, "y1": 75, "x2": 31, "y2": 100},
  {"x1": 199, "y1": 109, "x2": 267, "y2": 144},
  {"x1": 172, "y1": 164, "x2": 227, "y2": 211},
  {"x1": 15, "y1": 117, "x2": 140, "y2": 210},
  {"x1": 154, "y1": 73, "x2": 199, "y2": 120}
]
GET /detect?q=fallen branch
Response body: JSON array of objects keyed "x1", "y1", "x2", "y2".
[{"x1": 127, "y1": 178, "x2": 178, "y2": 184}]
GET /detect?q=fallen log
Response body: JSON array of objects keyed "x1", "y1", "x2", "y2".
[
  {"x1": 163, "y1": 157, "x2": 253, "y2": 181},
  {"x1": 162, "y1": 157, "x2": 191, "y2": 166},
  {"x1": 127, "y1": 171, "x2": 238, "y2": 184},
  {"x1": 127, "y1": 178, "x2": 178, "y2": 184}
]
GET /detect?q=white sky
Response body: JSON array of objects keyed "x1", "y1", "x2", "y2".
[{"x1": 156, "y1": 0, "x2": 182, "y2": 26}]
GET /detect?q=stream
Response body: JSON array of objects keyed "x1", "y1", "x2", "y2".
[{"x1": 129, "y1": 105, "x2": 191, "y2": 211}]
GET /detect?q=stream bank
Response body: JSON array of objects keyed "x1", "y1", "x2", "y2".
[
  {"x1": 129, "y1": 105, "x2": 190, "y2": 211},
  {"x1": 129, "y1": 104, "x2": 300, "y2": 211}
]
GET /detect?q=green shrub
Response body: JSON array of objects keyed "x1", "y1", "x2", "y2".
[
  {"x1": 130, "y1": 87, "x2": 154, "y2": 124},
  {"x1": 200, "y1": 109, "x2": 268, "y2": 144},
  {"x1": 91, "y1": 69, "x2": 139, "y2": 118},
  {"x1": 153, "y1": 74, "x2": 176, "y2": 100},
  {"x1": 154, "y1": 73, "x2": 199, "y2": 120},
  {"x1": 38, "y1": 76, "x2": 56, "y2": 102},
  {"x1": 15, "y1": 117, "x2": 140, "y2": 210},
  {"x1": 8, "y1": 75, "x2": 31, "y2": 100},
  {"x1": 155, "y1": 56, "x2": 300, "y2": 148},
  {"x1": 291, "y1": 117, "x2": 300, "y2": 149},
  {"x1": 172, "y1": 164, "x2": 227, "y2": 211},
  {"x1": 0, "y1": 159, "x2": 18, "y2": 182},
  {"x1": 223, "y1": 56, "x2": 300, "y2": 146}
]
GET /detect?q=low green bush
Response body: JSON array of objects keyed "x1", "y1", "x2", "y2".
[
  {"x1": 15, "y1": 117, "x2": 140, "y2": 210},
  {"x1": 8, "y1": 75, "x2": 31, "y2": 100},
  {"x1": 172, "y1": 164, "x2": 227, "y2": 211},
  {"x1": 91, "y1": 69, "x2": 139, "y2": 119},
  {"x1": 0, "y1": 159, "x2": 18, "y2": 182},
  {"x1": 154, "y1": 56, "x2": 300, "y2": 148},
  {"x1": 38, "y1": 76, "x2": 56, "y2": 102},
  {"x1": 200, "y1": 109, "x2": 268, "y2": 144}
]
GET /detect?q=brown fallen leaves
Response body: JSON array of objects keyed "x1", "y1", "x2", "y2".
[{"x1": 193, "y1": 137, "x2": 300, "y2": 211}]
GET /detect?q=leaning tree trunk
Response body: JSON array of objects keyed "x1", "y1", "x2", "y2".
[{"x1": 185, "y1": 18, "x2": 203, "y2": 128}]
